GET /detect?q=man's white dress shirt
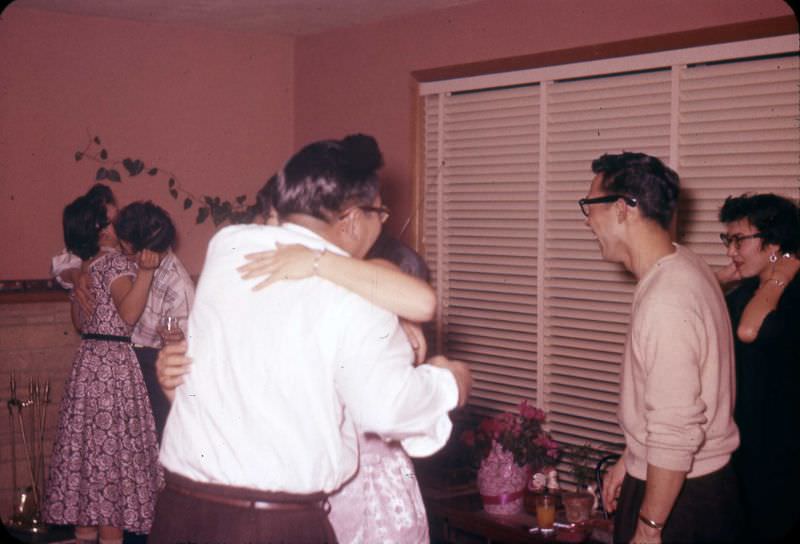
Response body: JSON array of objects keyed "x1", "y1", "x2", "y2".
[{"x1": 159, "y1": 223, "x2": 458, "y2": 494}]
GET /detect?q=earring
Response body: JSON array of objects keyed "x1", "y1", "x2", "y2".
[{"x1": 769, "y1": 253, "x2": 778, "y2": 263}]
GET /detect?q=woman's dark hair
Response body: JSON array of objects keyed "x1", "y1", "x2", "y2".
[
  {"x1": 85, "y1": 183, "x2": 116, "y2": 207},
  {"x1": 719, "y1": 193, "x2": 800, "y2": 254},
  {"x1": 63, "y1": 194, "x2": 109, "y2": 260},
  {"x1": 115, "y1": 201, "x2": 176, "y2": 253},
  {"x1": 591, "y1": 152, "x2": 680, "y2": 230},
  {"x1": 274, "y1": 134, "x2": 383, "y2": 221}
]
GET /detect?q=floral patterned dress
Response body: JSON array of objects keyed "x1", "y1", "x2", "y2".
[
  {"x1": 328, "y1": 435, "x2": 429, "y2": 544},
  {"x1": 42, "y1": 250, "x2": 163, "y2": 534}
]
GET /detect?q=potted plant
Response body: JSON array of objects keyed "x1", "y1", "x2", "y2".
[
  {"x1": 561, "y1": 442, "x2": 597, "y2": 523},
  {"x1": 461, "y1": 401, "x2": 560, "y2": 515}
]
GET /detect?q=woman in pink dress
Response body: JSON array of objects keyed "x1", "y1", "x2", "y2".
[{"x1": 42, "y1": 191, "x2": 163, "y2": 544}]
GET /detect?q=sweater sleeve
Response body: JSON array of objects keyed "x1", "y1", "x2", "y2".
[{"x1": 635, "y1": 301, "x2": 708, "y2": 472}]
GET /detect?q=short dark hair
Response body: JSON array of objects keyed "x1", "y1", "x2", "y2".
[
  {"x1": 591, "y1": 152, "x2": 680, "y2": 230},
  {"x1": 274, "y1": 134, "x2": 383, "y2": 222},
  {"x1": 255, "y1": 174, "x2": 278, "y2": 222},
  {"x1": 63, "y1": 194, "x2": 109, "y2": 260},
  {"x1": 719, "y1": 193, "x2": 800, "y2": 254},
  {"x1": 115, "y1": 201, "x2": 176, "y2": 253}
]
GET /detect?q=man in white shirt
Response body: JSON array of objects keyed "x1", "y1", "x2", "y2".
[{"x1": 150, "y1": 134, "x2": 471, "y2": 544}]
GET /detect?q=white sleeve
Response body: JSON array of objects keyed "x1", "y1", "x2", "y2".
[
  {"x1": 333, "y1": 298, "x2": 459, "y2": 458},
  {"x1": 50, "y1": 250, "x2": 81, "y2": 289}
]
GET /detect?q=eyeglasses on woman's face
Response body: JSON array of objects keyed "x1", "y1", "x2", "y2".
[
  {"x1": 340, "y1": 204, "x2": 391, "y2": 224},
  {"x1": 719, "y1": 232, "x2": 765, "y2": 250},
  {"x1": 578, "y1": 195, "x2": 638, "y2": 217}
]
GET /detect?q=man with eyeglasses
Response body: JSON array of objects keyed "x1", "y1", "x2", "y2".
[
  {"x1": 581, "y1": 152, "x2": 741, "y2": 543},
  {"x1": 150, "y1": 134, "x2": 470, "y2": 543}
]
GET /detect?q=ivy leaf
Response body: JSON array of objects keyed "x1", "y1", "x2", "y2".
[
  {"x1": 183, "y1": 198, "x2": 193, "y2": 210},
  {"x1": 169, "y1": 178, "x2": 176, "y2": 188},
  {"x1": 196, "y1": 207, "x2": 209, "y2": 224},
  {"x1": 74, "y1": 151, "x2": 83, "y2": 162},
  {"x1": 96, "y1": 167, "x2": 108, "y2": 180},
  {"x1": 107, "y1": 169, "x2": 121, "y2": 182},
  {"x1": 130, "y1": 159, "x2": 144, "y2": 176},
  {"x1": 147, "y1": 168, "x2": 158, "y2": 176},
  {"x1": 122, "y1": 158, "x2": 143, "y2": 176},
  {"x1": 100, "y1": 149, "x2": 108, "y2": 160},
  {"x1": 236, "y1": 195, "x2": 246, "y2": 204},
  {"x1": 94, "y1": 136, "x2": 101, "y2": 144},
  {"x1": 169, "y1": 188, "x2": 178, "y2": 199}
]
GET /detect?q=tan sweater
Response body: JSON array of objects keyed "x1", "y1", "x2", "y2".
[{"x1": 619, "y1": 244, "x2": 740, "y2": 479}]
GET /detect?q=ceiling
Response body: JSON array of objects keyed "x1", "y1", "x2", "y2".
[{"x1": 9, "y1": 0, "x2": 486, "y2": 36}]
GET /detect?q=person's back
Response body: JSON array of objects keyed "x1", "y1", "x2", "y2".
[
  {"x1": 161, "y1": 222, "x2": 449, "y2": 491},
  {"x1": 151, "y1": 134, "x2": 469, "y2": 544}
]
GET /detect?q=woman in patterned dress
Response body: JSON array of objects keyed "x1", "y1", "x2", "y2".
[{"x1": 42, "y1": 192, "x2": 163, "y2": 544}]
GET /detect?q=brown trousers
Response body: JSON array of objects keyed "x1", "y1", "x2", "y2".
[{"x1": 148, "y1": 470, "x2": 338, "y2": 544}]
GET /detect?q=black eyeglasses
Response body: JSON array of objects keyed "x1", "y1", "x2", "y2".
[
  {"x1": 578, "y1": 195, "x2": 638, "y2": 217},
  {"x1": 340, "y1": 204, "x2": 391, "y2": 223},
  {"x1": 719, "y1": 232, "x2": 764, "y2": 249}
]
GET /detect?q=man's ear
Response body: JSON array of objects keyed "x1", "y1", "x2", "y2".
[
  {"x1": 336, "y1": 209, "x2": 359, "y2": 240},
  {"x1": 616, "y1": 199, "x2": 629, "y2": 224}
]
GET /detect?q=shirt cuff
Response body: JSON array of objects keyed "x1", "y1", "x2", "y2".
[{"x1": 399, "y1": 367, "x2": 459, "y2": 458}]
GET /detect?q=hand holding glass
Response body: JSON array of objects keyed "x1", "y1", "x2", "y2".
[{"x1": 157, "y1": 315, "x2": 185, "y2": 344}]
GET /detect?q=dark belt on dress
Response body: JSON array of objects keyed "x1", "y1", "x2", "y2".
[
  {"x1": 165, "y1": 470, "x2": 330, "y2": 512},
  {"x1": 81, "y1": 333, "x2": 132, "y2": 343}
]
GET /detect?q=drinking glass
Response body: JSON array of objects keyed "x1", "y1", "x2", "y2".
[
  {"x1": 157, "y1": 315, "x2": 185, "y2": 344},
  {"x1": 535, "y1": 493, "x2": 557, "y2": 536}
]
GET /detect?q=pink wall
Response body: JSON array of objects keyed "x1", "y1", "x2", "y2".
[
  {"x1": 0, "y1": 6, "x2": 294, "y2": 279},
  {"x1": 294, "y1": 0, "x2": 795, "y2": 243},
  {"x1": 1, "y1": 0, "x2": 794, "y2": 279}
]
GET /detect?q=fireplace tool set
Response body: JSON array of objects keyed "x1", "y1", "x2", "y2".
[{"x1": 5, "y1": 371, "x2": 50, "y2": 533}]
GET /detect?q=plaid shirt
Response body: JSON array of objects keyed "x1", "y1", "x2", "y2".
[{"x1": 132, "y1": 251, "x2": 195, "y2": 347}]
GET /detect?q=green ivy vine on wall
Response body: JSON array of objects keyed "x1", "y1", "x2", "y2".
[{"x1": 74, "y1": 135, "x2": 263, "y2": 225}]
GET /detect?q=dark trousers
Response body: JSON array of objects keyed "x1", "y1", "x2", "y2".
[
  {"x1": 614, "y1": 463, "x2": 742, "y2": 543},
  {"x1": 149, "y1": 470, "x2": 338, "y2": 544},
  {"x1": 134, "y1": 346, "x2": 170, "y2": 443}
]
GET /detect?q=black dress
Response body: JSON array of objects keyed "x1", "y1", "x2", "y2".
[{"x1": 726, "y1": 274, "x2": 800, "y2": 542}]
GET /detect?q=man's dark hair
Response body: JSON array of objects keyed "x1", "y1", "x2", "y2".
[
  {"x1": 274, "y1": 134, "x2": 383, "y2": 221},
  {"x1": 63, "y1": 194, "x2": 109, "y2": 260},
  {"x1": 115, "y1": 201, "x2": 176, "y2": 253},
  {"x1": 719, "y1": 193, "x2": 800, "y2": 254},
  {"x1": 591, "y1": 152, "x2": 680, "y2": 230},
  {"x1": 255, "y1": 174, "x2": 278, "y2": 222}
]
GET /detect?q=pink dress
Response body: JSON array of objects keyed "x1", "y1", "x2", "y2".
[
  {"x1": 329, "y1": 435, "x2": 429, "y2": 544},
  {"x1": 42, "y1": 251, "x2": 163, "y2": 534}
]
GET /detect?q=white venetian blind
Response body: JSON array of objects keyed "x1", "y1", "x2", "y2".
[
  {"x1": 678, "y1": 54, "x2": 800, "y2": 265},
  {"x1": 420, "y1": 36, "x2": 799, "y2": 454},
  {"x1": 423, "y1": 85, "x2": 541, "y2": 415},
  {"x1": 543, "y1": 68, "x2": 672, "y2": 450}
]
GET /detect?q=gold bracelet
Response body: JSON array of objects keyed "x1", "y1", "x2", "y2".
[{"x1": 638, "y1": 512, "x2": 665, "y2": 530}]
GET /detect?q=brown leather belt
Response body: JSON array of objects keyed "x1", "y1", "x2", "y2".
[{"x1": 166, "y1": 472, "x2": 330, "y2": 512}]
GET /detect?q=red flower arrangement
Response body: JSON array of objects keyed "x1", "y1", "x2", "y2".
[{"x1": 461, "y1": 400, "x2": 560, "y2": 469}]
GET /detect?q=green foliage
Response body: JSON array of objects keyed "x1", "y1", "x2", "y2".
[
  {"x1": 563, "y1": 442, "x2": 595, "y2": 489},
  {"x1": 74, "y1": 135, "x2": 263, "y2": 225}
]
